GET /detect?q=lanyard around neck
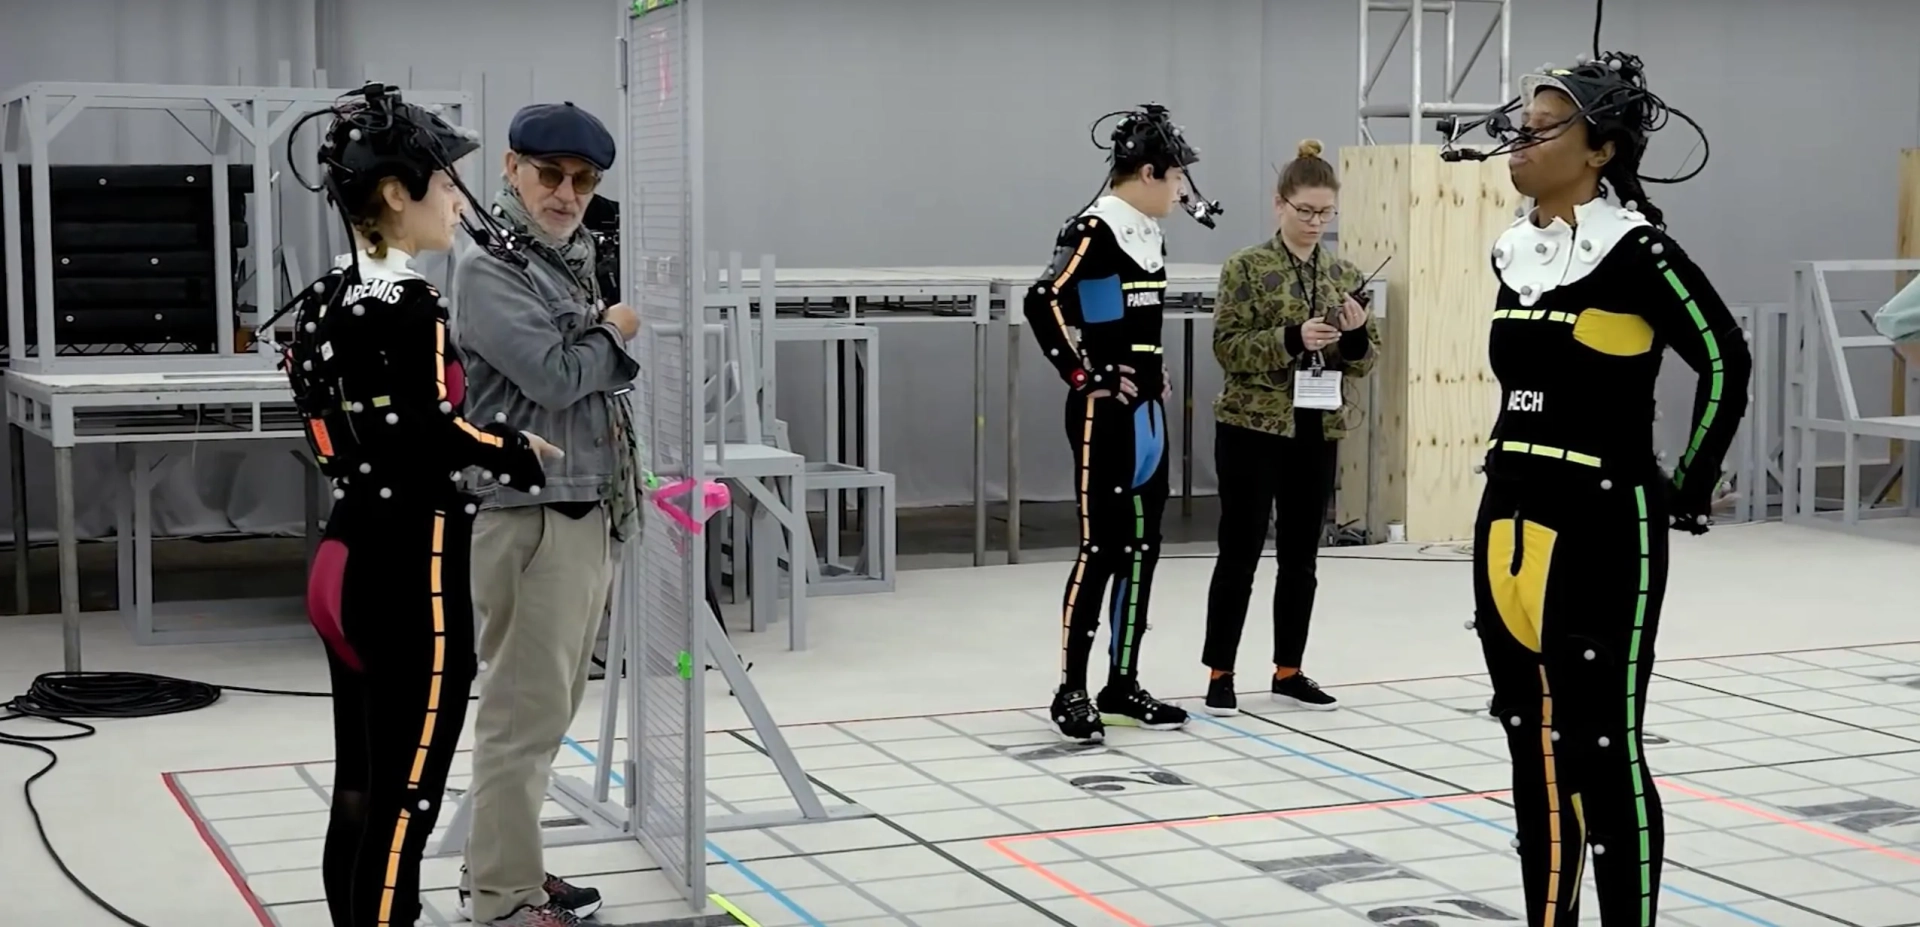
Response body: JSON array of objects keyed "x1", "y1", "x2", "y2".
[{"x1": 1286, "y1": 246, "x2": 1327, "y2": 370}]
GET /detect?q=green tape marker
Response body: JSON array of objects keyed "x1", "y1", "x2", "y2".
[
  {"x1": 677, "y1": 651, "x2": 694, "y2": 679},
  {"x1": 632, "y1": 0, "x2": 680, "y2": 15}
]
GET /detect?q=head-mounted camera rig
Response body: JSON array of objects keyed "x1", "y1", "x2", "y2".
[
  {"x1": 258, "y1": 83, "x2": 526, "y2": 334},
  {"x1": 1084, "y1": 103, "x2": 1224, "y2": 229},
  {"x1": 1433, "y1": 0, "x2": 1707, "y2": 186}
]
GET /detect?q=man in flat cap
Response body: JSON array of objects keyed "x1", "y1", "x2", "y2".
[{"x1": 450, "y1": 100, "x2": 641, "y2": 927}]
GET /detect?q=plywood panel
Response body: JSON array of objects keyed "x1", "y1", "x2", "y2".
[
  {"x1": 1332, "y1": 145, "x2": 1517, "y2": 543},
  {"x1": 1402, "y1": 152, "x2": 1518, "y2": 541},
  {"x1": 1334, "y1": 145, "x2": 1411, "y2": 539}
]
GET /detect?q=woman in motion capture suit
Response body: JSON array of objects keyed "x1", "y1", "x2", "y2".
[
  {"x1": 275, "y1": 84, "x2": 557, "y2": 927},
  {"x1": 1022, "y1": 103, "x2": 1224, "y2": 743},
  {"x1": 1466, "y1": 51, "x2": 1748, "y2": 925}
]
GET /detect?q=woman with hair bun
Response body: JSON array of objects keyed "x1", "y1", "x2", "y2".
[{"x1": 1199, "y1": 138, "x2": 1379, "y2": 717}]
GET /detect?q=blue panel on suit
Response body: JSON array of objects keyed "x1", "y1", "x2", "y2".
[
  {"x1": 1132, "y1": 400, "x2": 1164, "y2": 488},
  {"x1": 1077, "y1": 275, "x2": 1124, "y2": 324}
]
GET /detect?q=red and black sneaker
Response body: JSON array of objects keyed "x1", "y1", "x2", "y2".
[
  {"x1": 459, "y1": 870, "x2": 602, "y2": 921},
  {"x1": 542, "y1": 873, "x2": 602, "y2": 919}
]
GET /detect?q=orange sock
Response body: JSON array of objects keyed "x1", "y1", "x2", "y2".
[
  {"x1": 1275, "y1": 666, "x2": 1299, "y2": 680},
  {"x1": 1209, "y1": 669, "x2": 1231, "y2": 680}
]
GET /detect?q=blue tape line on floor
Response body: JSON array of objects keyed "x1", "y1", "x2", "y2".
[
  {"x1": 560, "y1": 736, "x2": 827, "y2": 927},
  {"x1": 1194, "y1": 715, "x2": 1781, "y2": 927}
]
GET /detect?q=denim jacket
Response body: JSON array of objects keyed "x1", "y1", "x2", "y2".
[{"x1": 447, "y1": 232, "x2": 639, "y2": 510}]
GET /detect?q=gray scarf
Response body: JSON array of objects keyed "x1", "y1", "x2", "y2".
[
  {"x1": 491, "y1": 186, "x2": 599, "y2": 300},
  {"x1": 490, "y1": 186, "x2": 645, "y2": 544}
]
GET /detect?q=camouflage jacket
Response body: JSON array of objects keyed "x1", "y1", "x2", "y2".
[{"x1": 1211, "y1": 237, "x2": 1383, "y2": 439}]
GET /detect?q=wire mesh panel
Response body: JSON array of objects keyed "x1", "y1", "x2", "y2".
[{"x1": 622, "y1": 0, "x2": 706, "y2": 906}]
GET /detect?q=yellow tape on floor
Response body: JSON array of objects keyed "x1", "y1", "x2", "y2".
[{"x1": 709, "y1": 893, "x2": 762, "y2": 927}]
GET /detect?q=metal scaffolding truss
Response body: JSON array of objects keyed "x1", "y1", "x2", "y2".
[
  {"x1": 1782, "y1": 259, "x2": 1920, "y2": 532},
  {"x1": 1357, "y1": 0, "x2": 1513, "y2": 144},
  {"x1": 0, "y1": 81, "x2": 473, "y2": 374}
]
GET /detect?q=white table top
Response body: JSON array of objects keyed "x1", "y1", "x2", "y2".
[
  {"x1": 896, "y1": 263, "x2": 1222, "y2": 287},
  {"x1": 703, "y1": 441, "x2": 806, "y2": 478},
  {"x1": 712, "y1": 263, "x2": 1222, "y2": 289},
  {"x1": 5, "y1": 369, "x2": 292, "y2": 395},
  {"x1": 714, "y1": 266, "x2": 998, "y2": 288}
]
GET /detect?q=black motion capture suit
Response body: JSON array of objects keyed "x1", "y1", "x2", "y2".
[
  {"x1": 1022, "y1": 104, "x2": 1222, "y2": 744},
  {"x1": 1471, "y1": 57, "x2": 1749, "y2": 927},
  {"x1": 277, "y1": 85, "x2": 547, "y2": 927}
]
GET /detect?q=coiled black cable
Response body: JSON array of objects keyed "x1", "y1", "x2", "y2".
[{"x1": 0, "y1": 672, "x2": 326, "y2": 927}]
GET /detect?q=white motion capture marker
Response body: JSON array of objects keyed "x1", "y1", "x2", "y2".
[
  {"x1": 359, "y1": 462, "x2": 372, "y2": 474},
  {"x1": 495, "y1": 412, "x2": 507, "y2": 423},
  {"x1": 333, "y1": 488, "x2": 346, "y2": 500},
  {"x1": 379, "y1": 487, "x2": 392, "y2": 499},
  {"x1": 1585, "y1": 649, "x2": 1596, "y2": 661},
  {"x1": 386, "y1": 412, "x2": 399, "y2": 425},
  {"x1": 417, "y1": 799, "x2": 430, "y2": 811},
  {"x1": 464, "y1": 503, "x2": 477, "y2": 514},
  {"x1": 353, "y1": 303, "x2": 365, "y2": 316},
  {"x1": 1598, "y1": 736, "x2": 1611, "y2": 747},
  {"x1": 1594, "y1": 843, "x2": 1607, "y2": 855},
  {"x1": 1551, "y1": 730, "x2": 1561, "y2": 742},
  {"x1": 1600, "y1": 479, "x2": 1613, "y2": 489},
  {"x1": 1509, "y1": 716, "x2": 1522, "y2": 727},
  {"x1": 439, "y1": 401, "x2": 453, "y2": 414},
  {"x1": 1464, "y1": 620, "x2": 1476, "y2": 630}
]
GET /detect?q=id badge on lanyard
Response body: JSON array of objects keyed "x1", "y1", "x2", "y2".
[{"x1": 1291, "y1": 250, "x2": 1343, "y2": 410}]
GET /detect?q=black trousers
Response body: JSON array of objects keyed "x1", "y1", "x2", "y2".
[
  {"x1": 309, "y1": 496, "x2": 477, "y2": 927},
  {"x1": 1473, "y1": 474, "x2": 1669, "y2": 927},
  {"x1": 1201, "y1": 417, "x2": 1338, "y2": 673},
  {"x1": 1058, "y1": 393, "x2": 1169, "y2": 692}
]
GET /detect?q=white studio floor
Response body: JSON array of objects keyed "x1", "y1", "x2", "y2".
[{"x1": 5, "y1": 521, "x2": 1920, "y2": 927}]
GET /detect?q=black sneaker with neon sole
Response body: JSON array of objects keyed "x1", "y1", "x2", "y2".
[
  {"x1": 1271, "y1": 673, "x2": 1338, "y2": 711},
  {"x1": 1050, "y1": 687, "x2": 1105, "y2": 743},
  {"x1": 1202, "y1": 673, "x2": 1240, "y2": 716},
  {"x1": 1096, "y1": 681, "x2": 1189, "y2": 730}
]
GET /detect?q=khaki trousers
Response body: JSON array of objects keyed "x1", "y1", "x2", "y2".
[{"x1": 462, "y1": 504, "x2": 612, "y2": 922}]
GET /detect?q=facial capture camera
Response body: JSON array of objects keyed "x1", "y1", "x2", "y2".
[
  {"x1": 1092, "y1": 103, "x2": 1224, "y2": 229},
  {"x1": 1434, "y1": 51, "x2": 1708, "y2": 186}
]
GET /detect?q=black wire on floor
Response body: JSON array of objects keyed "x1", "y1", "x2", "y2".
[{"x1": 0, "y1": 671, "x2": 326, "y2": 927}]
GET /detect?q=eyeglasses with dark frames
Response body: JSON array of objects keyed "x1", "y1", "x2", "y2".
[
  {"x1": 1283, "y1": 198, "x2": 1337, "y2": 223},
  {"x1": 519, "y1": 155, "x2": 602, "y2": 196}
]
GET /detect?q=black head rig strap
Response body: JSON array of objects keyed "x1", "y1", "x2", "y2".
[
  {"x1": 1083, "y1": 103, "x2": 1223, "y2": 229},
  {"x1": 1438, "y1": 51, "x2": 1709, "y2": 186}
]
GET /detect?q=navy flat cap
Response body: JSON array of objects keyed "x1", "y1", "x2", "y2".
[{"x1": 508, "y1": 102, "x2": 616, "y2": 171}]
